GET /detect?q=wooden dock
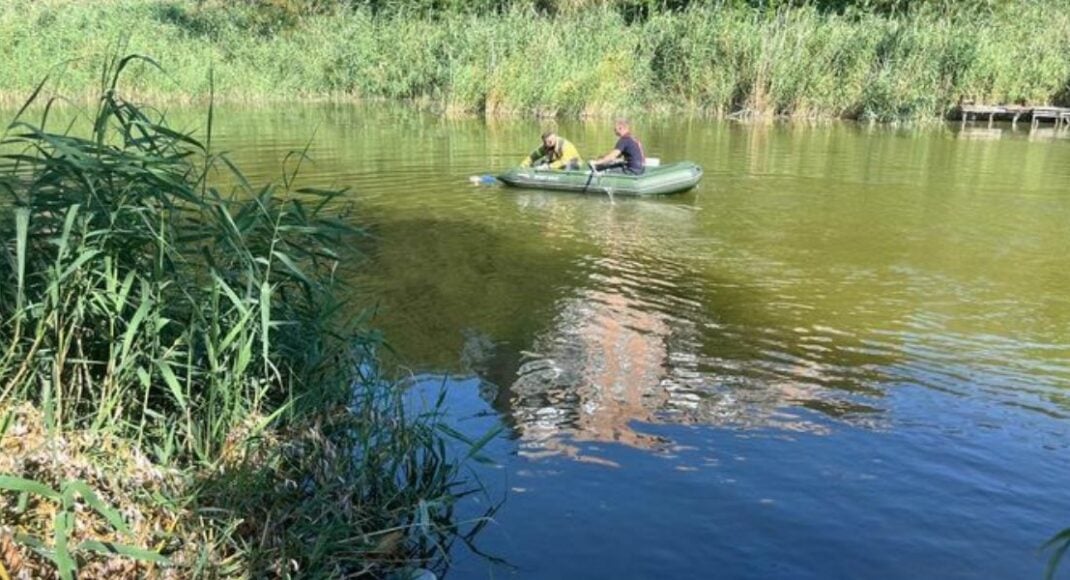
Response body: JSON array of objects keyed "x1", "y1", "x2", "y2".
[{"x1": 953, "y1": 104, "x2": 1070, "y2": 128}]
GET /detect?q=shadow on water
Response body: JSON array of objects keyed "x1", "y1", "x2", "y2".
[{"x1": 340, "y1": 214, "x2": 591, "y2": 371}]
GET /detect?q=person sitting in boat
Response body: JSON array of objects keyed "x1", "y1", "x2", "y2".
[
  {"x1": 589, "y1": 118, "x2": 645, "y2": 175},
  {"x1": 521, "y1": 131, "x2": 582, "y2": 170}
]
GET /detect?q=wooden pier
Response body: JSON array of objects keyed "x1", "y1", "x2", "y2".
[{"x1": 953, "y1": 104, "x2": 1070, "y2": 128}]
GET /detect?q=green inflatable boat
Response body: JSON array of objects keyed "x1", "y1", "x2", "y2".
[{"x1": 496, "y1": 161, "x2": 703, "y2": 196}]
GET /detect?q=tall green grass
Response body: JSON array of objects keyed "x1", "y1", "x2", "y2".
[
  {"x1": 1, "y1": 0, "x2": 1069, "y2": 120},
  {"x1": 0, "y1": 56, "x2": 493, "y2": 578}
]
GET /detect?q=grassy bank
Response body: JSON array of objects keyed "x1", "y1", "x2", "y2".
[
  {"x1": 1, "y1": 0, "x2": 1069, "y2": 120},
  {"x1": 0, "y1": 57, "x2": 492, "y2": 578}
]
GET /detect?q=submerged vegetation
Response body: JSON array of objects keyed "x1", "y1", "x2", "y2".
[
  {"x1": 0, "y1": 57, "x2": 492, "y2": 578},
  {"x1": 1, "y1": 0, "x2": 1069, "y2": 120}
]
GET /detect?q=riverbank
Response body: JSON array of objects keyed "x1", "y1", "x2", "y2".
[
  {"x1": 2, "y1": 0, "x2": 1068, "y2": 121},
  {"x1": 0, "y1": 59, "x2": 489, "y2": 578}
]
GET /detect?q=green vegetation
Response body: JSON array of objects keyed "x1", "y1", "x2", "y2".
[
  {"x1": 1, "y1": 0, "x2": 1069, "y2": 120},
  {"x1": 0, "y1": 57, "x2": 492, "y2": 578},
  {"x1": 1047, "y1": 527, "x2": 1070, "y2": 580}
]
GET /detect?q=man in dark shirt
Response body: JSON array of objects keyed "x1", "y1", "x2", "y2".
[{"x1": 590, "y1": 118, "x2": 645, "y2": 175}]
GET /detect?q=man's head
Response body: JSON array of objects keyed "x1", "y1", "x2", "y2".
[
  {"x1": 613, "y1": 118, "x2": 631, "y2": 137},
  {"x1": 541, "y1": 131, "x2": 558, "y2": 149}
]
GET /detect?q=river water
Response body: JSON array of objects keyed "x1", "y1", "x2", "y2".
[{"x1": 147, "y1": 105, "x2": 1070, "y2": 578}]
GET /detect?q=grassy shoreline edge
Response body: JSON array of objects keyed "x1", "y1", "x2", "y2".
[{"x1": 1, "y1": 0, "x2": 1068, "y2": 122}]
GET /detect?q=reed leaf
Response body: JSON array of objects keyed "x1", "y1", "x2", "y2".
[
  {"x1": 78, "y1": 540, "x2": 170, "y2": 564},
  {"x1": 0, "y1": 476, "x2": 61, "y2": 501},
  {"x1": 1045, "y1": 527, "x2": 1070, "y2": 580},
  {"x1": 63, "y1": 480, "x2": 132, "y2": 536},
  {"x1": 52, "y1": 511, "x2": 75, "y2": 580}
]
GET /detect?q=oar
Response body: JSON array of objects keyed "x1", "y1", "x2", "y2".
[
  {"x1": 468, "y1": 174, "x2": 499, "y2": 186},
  {"x1": 584, "y1": 161, "x2": 614, "y2": 204},
  {"x1": 582, "y1": 161, "x2": 600, "y2": 193}
]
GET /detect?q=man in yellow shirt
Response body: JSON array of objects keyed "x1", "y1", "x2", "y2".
[{"x1": 521, "y1": 131, "x2": 582, "y2": 170}]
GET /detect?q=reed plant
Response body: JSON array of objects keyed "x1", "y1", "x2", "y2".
[
  {"x1": 2, "y1": 0, "x2": 1070, "y2": 120},
  {"x1": 2, "y1": 0, "x2": 1069, "y2": 120},
  {"x1": 0, "y1": 55, "x2": 493, "y2": 578}
]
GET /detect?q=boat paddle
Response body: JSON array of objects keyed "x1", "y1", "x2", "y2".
[
  {"x1": 584, "y1": 161, "x2": 614, "y2": 204},
  {"x1": 582, "y1": 161, "x2": 600, "y2": 193},
  {"x1": 468, "y1": 174, "x2": 499, "y2": 186}
]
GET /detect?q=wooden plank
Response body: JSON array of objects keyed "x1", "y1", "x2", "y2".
[
  {"x1": 951, "y1": 104, "x2": 1070, "y2": 126},
  {"x1": 958, "y1": 105, "x2": 1007, "y2": 114}
]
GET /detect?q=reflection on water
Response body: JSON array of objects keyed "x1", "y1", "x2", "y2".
[
  {"x1": 502, "y1": 201, "x2": 679, "y2": 462},
  {"x1": 510, "y1": 286, "x2": 674, "y2": 463},
  {"x1": 950, "y1": 123, "x2": 1070, "y2": 143},
  {"x1": 493, "y1": 201, "x2": 870, "y2": 463}
]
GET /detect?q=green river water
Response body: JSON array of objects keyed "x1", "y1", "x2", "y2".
[{"x1": 29, "y1": 104, "x2": 1070, "y2": 578}]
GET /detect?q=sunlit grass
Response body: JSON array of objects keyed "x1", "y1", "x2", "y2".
[{"x1": 1, "y1": 0, "x2": 1068, "y2": 120}]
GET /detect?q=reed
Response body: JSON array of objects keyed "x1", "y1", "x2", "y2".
[
  {"x1": 0, "y1": 55, "x2": 493, "y2": 578},
  {"x1": 1, "y1": 0, "x2": 1069, "y2": 120}
]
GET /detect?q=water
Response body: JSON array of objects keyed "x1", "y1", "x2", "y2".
[{"x1": 63, "y1": 104, "x2": 1070, "y2": 577}]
